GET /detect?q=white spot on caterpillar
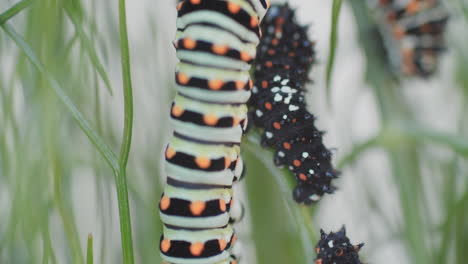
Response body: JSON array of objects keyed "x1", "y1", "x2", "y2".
[
  {"x1": 281, "y1": 79, "x2": 289, "y2": 85},
  {"x1": 328, "y1": 240, "x2": 334, "y2": 248},
  {"x1": 282, "y1": 115, "x2": 287, "y2": 120},
  {"x1": 252, "y1": 86, "x2": 258, "y2": 93},
  {"x1": 278, "y1": 151, "x2": 285, "y2": 157},
  {"x1": 302, "y1": 152, "x2": 309, "y2": 158},
  {"x1": 310, "y1": 194, "x2": 322, "y2": 202},
  {"x1": 266, "y1": 132, "x2": 273, "y2": 138},
  {"x1": 308, "y1": 169, "x2": 315, "y2": 174},
  {"x1": 274, "y1": 94, "x2": 283, "y2": 102},
  {"x1": 273, "y1": 75, "x2": 281, "y2": 82},
  {"x1": 256, "y1": 110, "x2": 263, "y2": 117},
  {"x1": 281, "y1": 86, "x2": 291, "y2": 93},
  {"x1": 271, "y1": 87, "x2": 280, "y2": 93},
  {"x1": 284, "y1": 97, "x2": 292, "y2": 104},
  {"x1": 289, "y1": 105, "x2": 299, "y2": 111}
]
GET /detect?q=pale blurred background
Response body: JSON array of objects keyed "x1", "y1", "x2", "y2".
[{"x1": 1, "y1": 0, "x2": 467, "y2": 263}]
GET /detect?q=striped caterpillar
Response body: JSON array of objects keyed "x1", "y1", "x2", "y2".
[
  {"x1": 372, "y1": 0, "x2": 449, "y2": 77},
  {"x1": 315, "y1": 227, "x2": 364, "y2": 264},
  {"x1": 159, "y1": 0, "x2": 268, "y2": 263},
  {"x1": 249, "y1": 4, "x2": 339, "y2": 205}
]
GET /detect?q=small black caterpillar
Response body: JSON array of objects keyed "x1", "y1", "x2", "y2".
[
  {"x1": 249, "y1": 4, "x2": 339, "y2": 205},
  {"x1": 315, "y1": 227, "x2": 364, "y2": 264},
  {"x1": 372, "y1": 0, "x2": 449, "y2": 77}
]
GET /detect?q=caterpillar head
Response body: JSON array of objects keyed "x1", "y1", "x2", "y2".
[{"x1": 315, "y1": 227, "x2": 364, "y2": 264}]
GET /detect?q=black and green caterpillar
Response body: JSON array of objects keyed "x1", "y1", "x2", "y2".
[{"x1": 159, "y1": 0, "x2": 269, "y2": 263}]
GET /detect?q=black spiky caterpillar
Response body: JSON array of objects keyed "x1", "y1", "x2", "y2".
[
  {"x1": 315, "y1": 227, "x2": 364, "y2": 264},
  {"x1": 249, "y1": 3, "x2": 339, "y2": 205},
  {"x1": 372, "y1": 0, "x2": 449, "y2": 77}
]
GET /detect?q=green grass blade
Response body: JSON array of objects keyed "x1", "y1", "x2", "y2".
[
  {"x1": 1, "y1": 23, "x2": 120, "y2": 174},
  {"x1": 87, "y1": 234, "x2": 93, "y2": 264},
  {"x1": 117, "y1": 0, "x2": 135, "y2": 262},
  {"x1": 400, "y1": 123, "x2": 468, "y2": 157},
  {"x1": 325, "y1": 0, "x2": 342, "y2": 105},
  {"x1": 245, "y1": 132, "x2": 317, "y2": 263},
  {"x1": 0, "y1": 0, "x2": 32, "y2": 25},
  {"x1": 337, "y1": 134, "x2": 381, "y2": 169},
  {"x1": 64, "y1": 5, "x2": 114, "y2": 95}
]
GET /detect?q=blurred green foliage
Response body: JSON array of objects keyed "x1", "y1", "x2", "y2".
[{"x1": 0, "y1": 0, "x2": 467, "y2": 264}]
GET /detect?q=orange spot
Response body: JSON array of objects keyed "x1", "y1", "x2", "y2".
[
  {"x1": 160, "y1": 196, "x2": 171, "y2": 210},
  {"x1": 276, "y1": 17, "x2": 285, "y2": 26},
  {"x1": 190, "y1": 201, "x2": 206, "y2": 216},
  {"x1": 264, "y1": 102, "x2": 272, "y2": 110},
  {"x1": 316, "y1": 259, "x2": 323, "y2": 264},
  {"x1": 288, "y1": 52, "x2": 296, "y2": 57},
  {"x1": 177, "y1": 73, "x2": 190, "y2": 84},
  {"x1": 203, "y1": 114, "x2": 219, "y2": 125},
  {"x1": 160, "y1": 239, "x2": 171, "y2": 252},
  {"x1": 393, "y1": 26, "x2": 405, "y2": 40},
  {"x1": 212, "y1": 44, "x2": 229, "y2": 55},
  {"x1": 299, "y1": 173, "x2": 307, "y2": 181},
  {"x1": 272, "y1": 39, "x2": 279, "y2": 45},
  {"x1": 250, "y1": 17, "x2": 258, "y2": 28},
  {"x1": 261, "y1": 80, "x2": 268, "y2": 88},
  {"x1": 232, "y1": 117, "x2": 239, "y2": 126},
  {"x1": 293, "y1": 160, "x2": 301, "y2": 167},
  {"x1": 225, "y1": 157, "x2": 231, "y2": 169},
  {"x1": 315, "y1": 247, "x2": 320, "y2": 254},
  {"x1": 219, "y1": 199, "x2": 227, "y2": 212},
  {"x1": 228, "y1": 3, "x2": 240, "y2": 14},
  {"x1": 402, "y1": 48, "x2": 415, "y2": 75},
  {"x1": 235, "y1": 80, "x2": 245, "y2": 90},
  {"x1": 190, "y1": 242, "x2": 204, "y2": 256},
  {"x1": 248, "y1": 79, "x2": 253, "y2": 89},
  {"x1": 218, "y1": 239, "x2": 227, "y2": 251},
  {"x1": 266, "y1": 0, "x2": 271, "y2": 7},
  {"x1": 208, "y1": 79, "x2": 224, "y2": 90},
  {"x1": 284, "y1": 65, "x2": 290, "y2": 70},
  {"x1": 165, "y1": 147, "x2": 176, "y2": 159},
  {"x1": 190, "y1": 0, "x2": 201, "y2": 4},
  {"x1": 273, "y1": 122, "x2": 281, "y2": 130},
  {"x1": 292, "y1": 118, "x2": 297, "y2": 123},
  {"x1": 240, "y1": 51, "x2": 251, "y2": 62},
  {"x1": 231, "y1": 235, "x2": 237, "y2": 245},
  {"x1": 283, "y1": 142, "x2": 291, "y2": 150},
  {"x1": 230, "y1": 198, "x2": 234, "y2": 207},
  {"x1": 336, "y1": 249, "x2": 344, "y2": 256},
  {"x1": 268, "y1": 49, "x2": 275, "y2": 55},
  {"x1": 406, "y1": 1, "x2": 420, "y2": 13},
  {"x1": 177, "y1": 1, "x2": 183, "y2": 11},
  {"x1": 171, "y1": 104, "x2": 184, "y2": 117},
  {"x1": 265, "y1": 61, "x2": 273, "y2": 67},
  {"x1": 195, "y1": 156, "x2": 211, "y2": 169},
  {"x1": 231, "y1": 261, "x2": 237, "y2": 264},
  {"x1": 183, "y1": 38, "x2": 197, "y2": 49}
]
